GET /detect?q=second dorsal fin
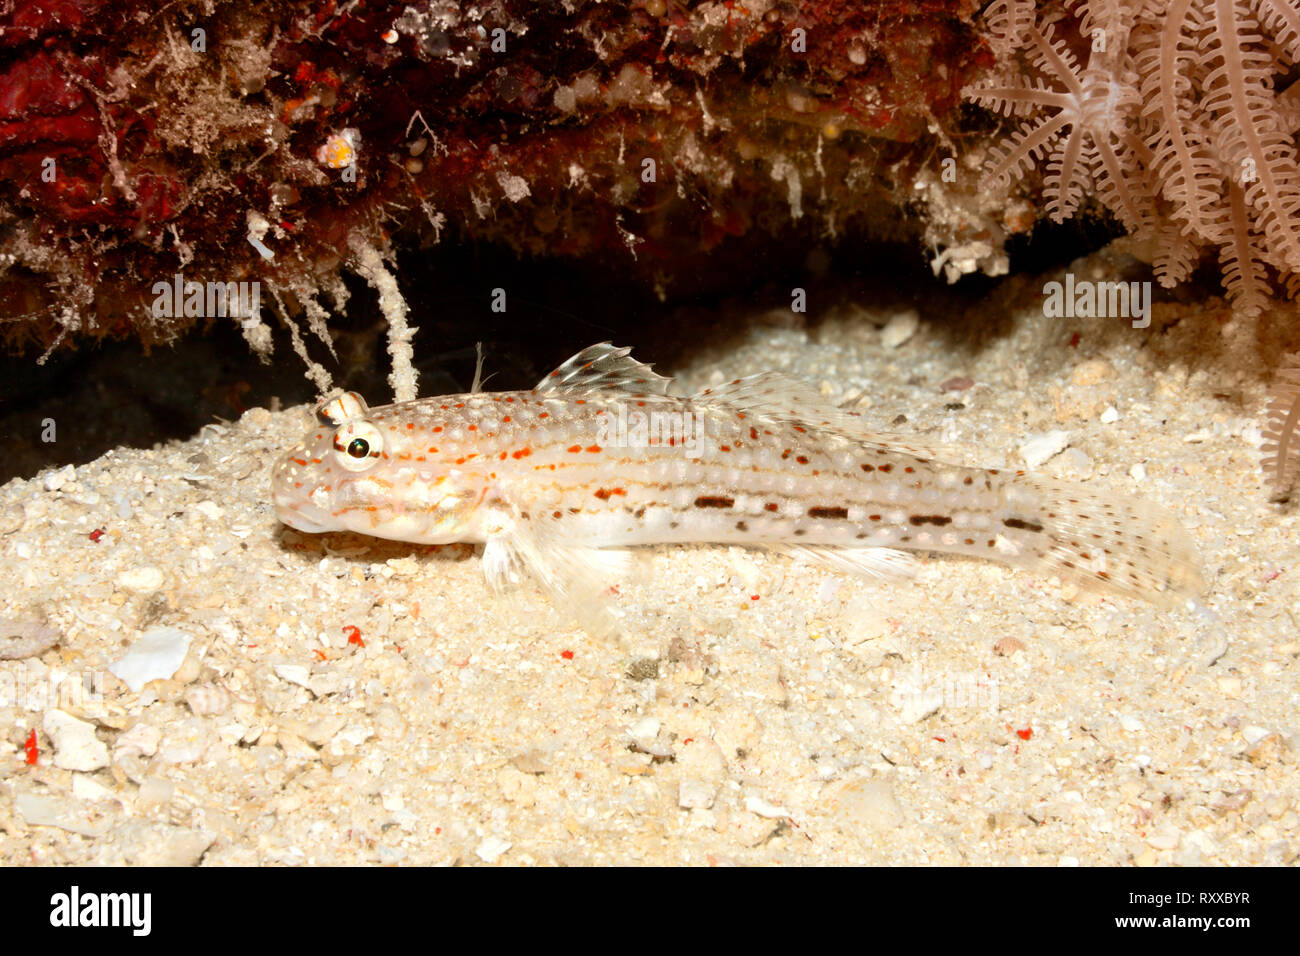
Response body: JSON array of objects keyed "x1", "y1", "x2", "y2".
[
  {"x1": 696, "y1": 372, "x2": 976, "y2": 464},
  {"x1": 694, "y1": 372, "x2": 846, "y2": 428},
  {"x1": 534, "y1": 342, "x2": 673, "y2": 396}
]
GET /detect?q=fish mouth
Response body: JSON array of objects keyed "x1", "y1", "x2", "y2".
[
  {"x1": 272, "y1": 480, "x2": 335, "y2": 533},
  {"x1": 271, "y1": 448, "x2": 336, "y2": 533},
  {"x1": 275, "y1": 501, "x2": 332, "y2": 534}
]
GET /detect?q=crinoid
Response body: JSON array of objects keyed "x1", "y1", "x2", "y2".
[
  {"x1": 965, "y1": 0, "x2": 1300, "y2": 316},
  {"x1": 1262, "y1": 352, "x2": 1300, "y2": 499}
]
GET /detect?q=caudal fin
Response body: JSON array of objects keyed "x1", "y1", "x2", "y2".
[{"x1": 1004, "y1": 475, "x2": 1204, "y2": 607}]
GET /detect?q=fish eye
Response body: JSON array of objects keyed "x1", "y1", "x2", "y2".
[{"x1": 332, "y1": 421, "x2": 384, "y2": 472}]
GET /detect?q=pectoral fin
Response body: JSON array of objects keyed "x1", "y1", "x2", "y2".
[{"x1": 481, "y1": 509, "x2": 633, "y2": 637}]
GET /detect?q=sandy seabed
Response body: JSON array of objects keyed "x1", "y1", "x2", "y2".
[{"x1": 1, "y1": 258, "x2": 1296, "y2": 866}]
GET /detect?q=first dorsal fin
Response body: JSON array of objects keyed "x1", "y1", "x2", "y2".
[{"x1": 534, "y1": 342, "x2": 673, "y2": 396}]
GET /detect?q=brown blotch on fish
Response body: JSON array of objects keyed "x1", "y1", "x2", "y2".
[
  {"x1": 909, "y1": 514, "x2": 953, "y2": 527},
  {"x1": 694, "y1": 496, "x2": 735, "y2": 509},
  {"x1": 808, "y1": 506, "x2": 850, "y2": 520},
  {"x1": 1003, "y1": 517, "x2": 1045, "y2": 533}
]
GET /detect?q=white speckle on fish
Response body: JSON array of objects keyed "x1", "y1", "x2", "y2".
[{"x1": 272, "y1": 343, "x2": 1204, "y2": 633}]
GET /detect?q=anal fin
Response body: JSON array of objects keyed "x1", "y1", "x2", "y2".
[{"x1": 770, "y1": 544, "x2": 920, "y2": 580}]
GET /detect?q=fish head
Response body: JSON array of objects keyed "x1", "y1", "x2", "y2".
[{"x1": 271, "y1": 392, "x2": 481, "y2": 544}]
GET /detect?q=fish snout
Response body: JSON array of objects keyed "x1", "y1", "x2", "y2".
[{"x1": 271, "y1": 450, "x2": 334, "y2": 533}]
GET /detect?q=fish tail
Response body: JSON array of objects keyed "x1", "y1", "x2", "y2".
[{"x1": 998, "y1": 474, "x2": 1204, "y2": 607}]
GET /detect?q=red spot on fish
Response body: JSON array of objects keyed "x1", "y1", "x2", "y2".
[
  {"x1": 512, "y1": 448, "x2": 532, "y2": 459},
  {"x1": 24, "y1": 730, "x2": 38, "y2": 765},
  {"x1": 88, "y1": 528, "x2": 105, "y2": 542},
  {"x1": 1016, "y1": 726, "x2": 1033, "y2": 740},
  {"x1": 561, "y1": 650, "x2": 574, "y2": 660},
  {"x1": 586, "y1": 445, "x2": 602, "y2": 453},
  {"x1": 567, "y1": 444, "x2": 582, "y2": 453}
]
